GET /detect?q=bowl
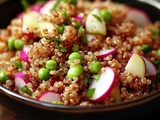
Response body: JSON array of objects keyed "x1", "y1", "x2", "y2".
[{"x1": 0, "y1": 0, "x2": 160, "y2": 120}]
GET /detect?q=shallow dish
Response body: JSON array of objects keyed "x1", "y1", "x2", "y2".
[{"x1": 0, "y1": 0, "x2": 160, "y2": 120}]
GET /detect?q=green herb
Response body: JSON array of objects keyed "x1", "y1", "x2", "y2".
[
  {"x1": 152, "y1": 29, "x2": 160, "y2": 39},
  {"x1": 78, "y1": 26, "x2": 83, "y2": 35},
  {"x1": 157, "y1": 49, "x2": 160, "y2": 56},
  {"x1": 73, "y1": 44, "x2": 79, "y2": 52},
  {"x1": 92, "y1": 14, "x2": 102, "y2": 23},
  {"x1": 153, "y1": 59, "x2": 160, "y2": 66},
  {"x1": 45, "y1": 37, "x2": 67, "y2": 52},
  {"x1": 75, "y1": 21, "x2": 82, "y2": 29},
  {"x1": 21, "y1": 0, "x2": 30, "y2": 10},
  {"x1": 14, "y1": 60, "x2": 23, "y2": 69},
  {"x1": 140, "y1": 44, "x2": 152, "y2": 54},
  {"x1": 20, "y1": 85, "x2": 32, "y2": 95},
  {"x1": 80, "y1": 36, "x2": 87, "y2": 43},
  {"x1": 87, "y1": 88, "x2": 95, "y2": 98},
  {"x1": 52, "y1": 100, "x2": 63, "y2": 105},
  {"x1": 91, "y1": 74, "x2": 100, "y2": 81},
  {"x1": 84, "y1": 76, "x2": 90, "y2": 84},
  {"x1": 53, "y1": 0, "x2": 62, "y2": 9}
]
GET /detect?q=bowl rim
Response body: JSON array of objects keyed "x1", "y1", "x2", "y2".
[{"x1": 0, "y1": 0, "x2": 160, "y2": 113}]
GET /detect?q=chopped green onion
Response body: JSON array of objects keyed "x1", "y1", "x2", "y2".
[
  {"x1": 73, "y1": 44, "x2": 79, "y2": 52},
  {"x1": 53, "y1": 0, "x2": 62, "y2": 9},
  {"x1": 14, "y1": 60, "x2": 23, "y2": 69},
  {"x1": 84, "y1": 76, "x2": 90, "y2": 84},
  {"x1": 157, "y1": 49, "x2": 160, "y2": 56},
  {"x1": 20, "y1": 85, "x2": 32, "y2": 95},
  {"x1": 153, "y1": 59, "x2": 160, "y2": 66},
  {"x1": 75, "y1": 21, "x2": 82, "y2": 29},
  {"x1": 52, "y1": 100, "x2": 63, "y2": 105},
  {"x1": 78, "y1": 26, "x2": 83, "y2": 34},
  {"x1": 91, "y1": 74, "x2": 100, "y2": 81},
  {"x1": 87, "y1": 88, "x2": 95, "y2": 98},
  {"x1": 45, "y1": 37, "x2": 67, "y2": 52},
  {"x1": 80, "y1": 36, "x2": 87, "y2": 43},
  {"x1": 140, "y1": 44, "x2": 152, "y2": 54},
  {"x1": 152, "y1": 29, "x2": 160, "y2": 39},
  {"x1": 21, "y1": 0, "x2": 30, "y2": 10},
  {"x1": 68, "y1": 0, "x2": 77, "y2": 4},
  {"x1": 92, "y1": 14, "x2": 102, "y2": 23}
]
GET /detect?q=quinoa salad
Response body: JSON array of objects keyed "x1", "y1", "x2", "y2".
[{"x1": 0, "y1": 0, "x2": 160, "y2": 106}]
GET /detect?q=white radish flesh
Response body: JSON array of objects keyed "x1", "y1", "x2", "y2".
[
  {"x1": 15, "y1": 72, "x2": 29, "y2": 89},
  {"x1": 86, "y1": 8, "x2": 106, "y2": 35},
  {"x1": 126, "y1": 8, "x2": 151, "y2": 26},
  {"x1": 125, "y1": 53, "x2": 146, "y2": 78},
  {"x1": 38, "y1": 91, "x2": 61, "y2": 103},
  {"x1": 39, "y1": 0, "x2": 56, "y2": 15},
  {"x1": 88, "y1": 67, "x2": 115, "y2": 102},
  {"x1": 96, "y1": 47, "x2": 116, "y2": 59}
]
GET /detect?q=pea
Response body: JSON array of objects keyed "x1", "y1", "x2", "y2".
[
  {"x1": 8, "y1": 37, "x2": 15, "y2": 51},
  {"x1": 89, "y1": 60, "x2": 101, "y2": 74},
  {"x1": 0, "y1": 70, "x2": 8, "y2": 82},
  {"x1": 38, "y1": 68, "x2": 50, "y2": 81},
  {"x1": 68, "y1": 52, "x2": 83, "y2": 64},
  {"x1": 14, "y1": 39, "x2": 24, "y2": 50},
  {"x1": 67, "y1": 64, "x2": 83, "y2": 79},
  {"x1": 56, "y1": 26, "x2": 64, "y2": 34},
  {"x1": 46, "y1": 60, "x2": 57, "y2": 70},
  {"x1": 100, "y1": 9, "x2": 112, "y2": 23}
]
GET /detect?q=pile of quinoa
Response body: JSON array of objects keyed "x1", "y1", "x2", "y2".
[{"x1": 0, "y1": 0, "x2": 160, "y2": 106}]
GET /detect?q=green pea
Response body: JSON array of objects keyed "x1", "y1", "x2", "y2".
[
  {"x1": 100, "y1": 9, "x2": 112, "y2": 23},
  {"x1": 68, "y1": 52, "x2": 83, "y2": 64},
  {"x1": 89, "y1": 60, "x2": 101, "y2": 74},
  {"x1": 14, "y1": 39, "x2": 24, "y2": 50},
  {"x1": 67, "y1": 64, "x2": 83, "y2": 79},
  {"x1": 46, "y1": 60, "x2": 57, "y2": 70},
  {"x1": 0, "y1": 70, "x2": 8, "y2": 82},
  {"x1": 56, "y1": 26, "x2": 64, "y2": 34},
  {"x1": 38, "y1": 68, "x2": 50, "y2": 81},
  {"x1": 8, "y1": 37, "x2": 15, "y2": 51}
]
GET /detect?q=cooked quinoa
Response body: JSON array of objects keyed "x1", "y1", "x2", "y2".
[{"x1": 0, "y1": 0, "x2": 160, "y2": 106}]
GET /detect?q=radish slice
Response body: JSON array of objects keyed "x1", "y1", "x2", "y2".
[
  {"x1": 96, "y1": 47, "x2": 116, "y2": 59},
  {"x1": 88, "y1": 67, "x2": 115, "y2": 102},
  {"x1": 38, "y1": 91, "x2": 61, "y2": 103},
  {"x1": 30, "y1": 3, "x2": 44, "y2": 12},
  {"x1": 20, "y1": 46, "x2": 30, "y2": 62},
  {"x1": 74, "y1": 15, "x2": 85, "y2": 26},
  {"x1": 15, "y1": 72, "x2": 29, "y2": 89},
  {"x1": 126, "y1": 8, "x2": 151, "y2": 26},
  {"x1": 39, "y1": 0, "x2": 56, "y2": 15},
  {"x1": 142, "y1": 56, "x2": 157, "y2": 77}
]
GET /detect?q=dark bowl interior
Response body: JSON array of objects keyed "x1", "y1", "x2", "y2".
[{"x1": 0, "y1": 0, "x2": 160, "y2": 120}]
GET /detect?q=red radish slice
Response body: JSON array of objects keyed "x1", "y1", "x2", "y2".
[
  {"x1": 38, "y1": 91, "x2": 61, "y2": 103},
  {"x1": 141, "y1": 56, "x2": 157, "y2": 77},
  {"x1": 39, "y1": 0, "x2": 56, "y2": 15},
  {"x1": 15, "y1": 72, "x2": 29, "y2": 89},
  {"x1": 30, "y1": 3, "x2": 44, "y2": 12},
  {"x1": 126, "y1": 8, "x2": 151, "y2": 26},
  {"x1": 20, "y1": 46, "x2": 30, "y2": 62},
  {"x1": 74, "y1": 15, "x2": 85, "y2": 26},
  {"x1": 88, "y1": 67, "x2": 115, "y2": 102},
  {"x1": 96, "y1": 47, "x2": 116, "y2": 59}
]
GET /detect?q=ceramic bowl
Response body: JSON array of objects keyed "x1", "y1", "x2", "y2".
[{"x1": 0, "y1": 0, "x2": 160, "y2": 120}]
